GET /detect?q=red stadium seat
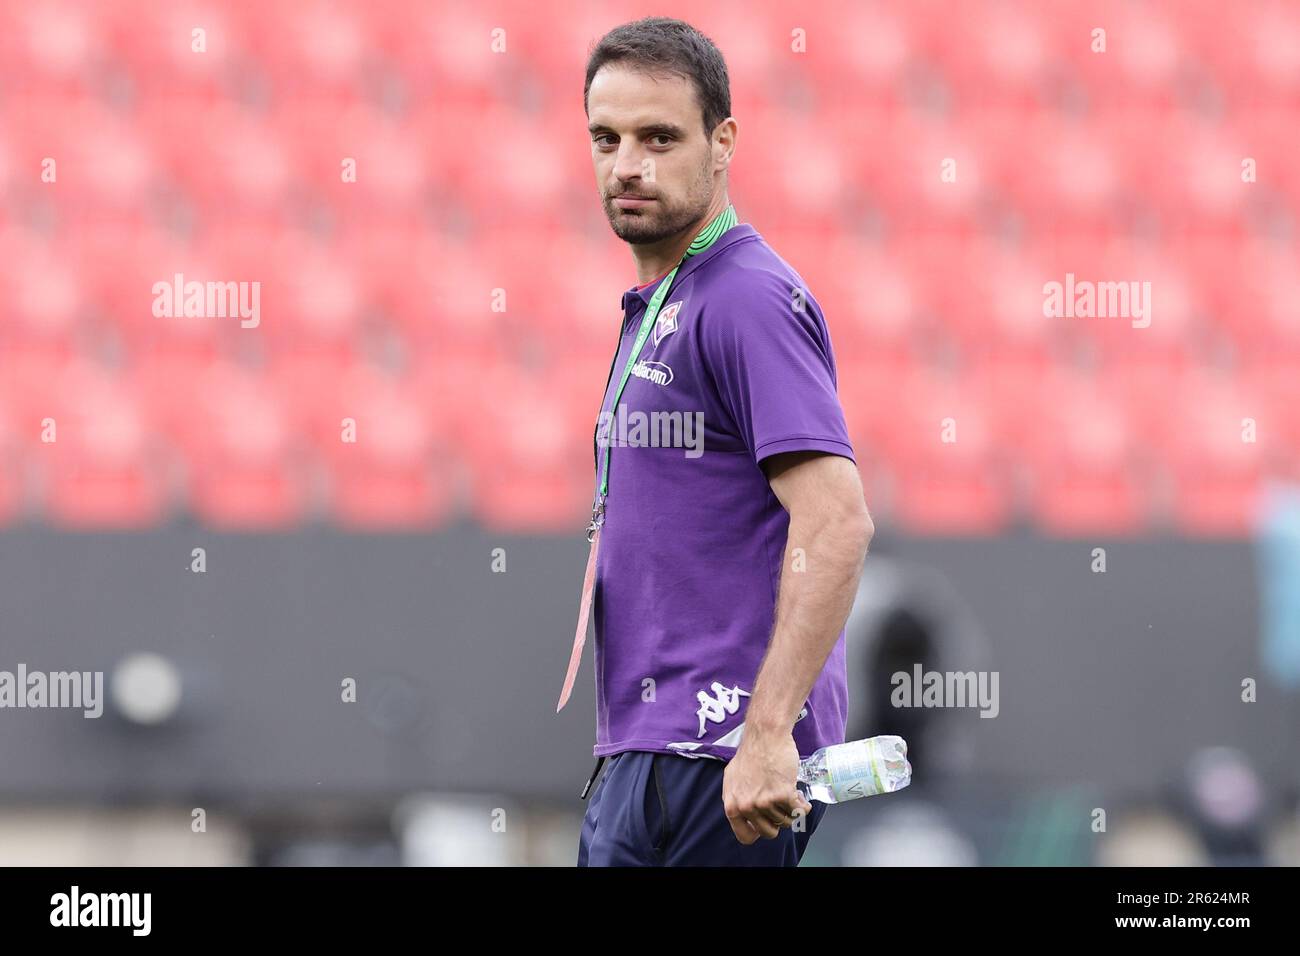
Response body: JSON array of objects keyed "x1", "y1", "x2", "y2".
[
  {"x1": 185, "y1": 362, "x2": 311, "y2": 528},
  {"x1": 1163, "y1": 369, "x2": 1274, "y2": 536},
  {"x1": 311, "y1": 362, "x2": 454, "y2": 529},
  {"x1": 36, "y1": 362, "x2": 170, "y2": 528},
  {"x1": 863, "y1": 365, "x2": 1014, "y2": 534},
  {"x1": 0, "y1": 404, "x2": 27, "y2": 526},
  {"x1": 1019, "y1": 367, "x2": 1150, "y2": 535}
]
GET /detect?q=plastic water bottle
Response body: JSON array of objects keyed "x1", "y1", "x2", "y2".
[{"x1": 797, "y1": 735, "x2": 911, "y2": 804}]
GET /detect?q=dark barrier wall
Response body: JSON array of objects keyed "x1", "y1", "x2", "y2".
[{"x1": 0, "y1": 527, "x2": 1292, "y2": 805}]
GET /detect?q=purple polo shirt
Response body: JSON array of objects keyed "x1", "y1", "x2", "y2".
[{"x1": 591, "y1": 221, "x2": 855, "y2": 762}]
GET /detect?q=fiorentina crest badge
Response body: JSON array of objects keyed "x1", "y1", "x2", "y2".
[{"x1": 654, "y1": 301, "x2": 682, "y2": 348}]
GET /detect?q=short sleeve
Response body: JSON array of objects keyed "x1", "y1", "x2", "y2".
[{"x1": 698, "y1": 268, "x2": 855, "y2": 465}]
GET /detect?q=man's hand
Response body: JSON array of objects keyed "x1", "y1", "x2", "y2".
[
  {"x1": 722, "y1": 729, "x2": 813, "y2": 844},
  {"x1": 719, "y1": 451, "x2": 869, "y2": 846}
]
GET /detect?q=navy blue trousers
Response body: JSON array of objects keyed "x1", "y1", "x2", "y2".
[{"x1": 577, "y1": 750, "x2": 828, "y2": 867}]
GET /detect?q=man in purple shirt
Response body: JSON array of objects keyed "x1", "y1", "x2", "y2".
[{"x1": 572, "y1": 17, "x2": 873, "y2": 866}]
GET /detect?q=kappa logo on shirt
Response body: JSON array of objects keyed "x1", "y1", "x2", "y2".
[
  {"x1": 653, "y1": 301, "x2": 682, "y2": 348},
  {"x1": 694, "y1": 681, "x2": 750, "y2": 738}
]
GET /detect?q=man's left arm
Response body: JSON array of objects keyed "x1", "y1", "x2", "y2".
[{"x1": 722, "y1": 450, "x2": 873, "y2": 844}]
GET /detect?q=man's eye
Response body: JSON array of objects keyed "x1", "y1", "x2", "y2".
[
  {"x1": 650, "y1": 135, "x2": 672, "y2": 147},
  {"x1": 594, "y1": 135, "x2": 615, "y2": 148}
]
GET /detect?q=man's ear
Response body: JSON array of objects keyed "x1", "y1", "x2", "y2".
[{"x1": 713, "y1": 117, "x2": 738, "y2": 171}]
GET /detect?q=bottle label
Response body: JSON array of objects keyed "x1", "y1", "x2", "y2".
[{"x1": 825, "y1": 737, "x2": 886, "y2": 801}]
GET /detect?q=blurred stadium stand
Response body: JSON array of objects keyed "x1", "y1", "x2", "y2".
[{"x1": 1, "y1": 0, "x2": 1297, "y2": 536}]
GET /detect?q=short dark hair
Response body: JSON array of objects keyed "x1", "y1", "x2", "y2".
[{"x1": 584, "y1": 17, "x2": 732, "y2": 138}]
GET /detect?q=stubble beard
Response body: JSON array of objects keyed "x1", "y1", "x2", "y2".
[{"x1": 604, "y1": 161, "x2": 715, "y2": 246}]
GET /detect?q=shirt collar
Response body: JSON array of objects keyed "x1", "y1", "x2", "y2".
[{"x1": 620, "y1": 223, "x2": 758, "y2": 313}]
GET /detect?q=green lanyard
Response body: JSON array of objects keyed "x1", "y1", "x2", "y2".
[{"x1": 589, "y1": 204, "x2": 738, "y2": 538}]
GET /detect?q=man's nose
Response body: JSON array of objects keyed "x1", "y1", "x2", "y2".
[{"x1": 611, "y1": 141, "x2": 647, "y2": 183}]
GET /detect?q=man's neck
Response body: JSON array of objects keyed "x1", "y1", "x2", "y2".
[{"x1": 631, "y1": 193, "x2": 730, "y2": 285}]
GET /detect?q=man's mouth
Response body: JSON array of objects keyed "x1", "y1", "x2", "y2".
[{"x1": 613, "y1": 196, "x2": 655, "y2": 209}]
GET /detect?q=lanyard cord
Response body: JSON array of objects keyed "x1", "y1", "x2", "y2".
[{"x1": 589, "y1": 204, "x2": 738, "y2": 538}]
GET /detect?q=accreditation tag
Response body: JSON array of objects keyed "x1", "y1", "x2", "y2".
[{"x1": 556, "y1": 525, "x2": 600, "y2": 712}]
